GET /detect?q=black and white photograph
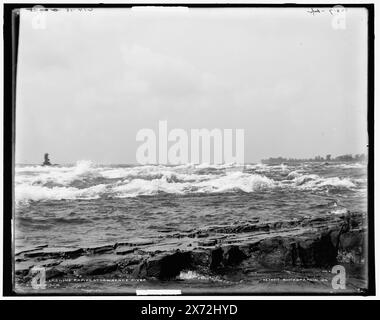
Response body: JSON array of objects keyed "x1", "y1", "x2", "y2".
[{"x1": 4, "y1": 3, "x2": 374, "y2": 296}]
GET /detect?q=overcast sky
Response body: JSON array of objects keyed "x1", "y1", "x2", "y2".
[{"x1": 16, "y1": 7, "x2": 368, "y2": 164}]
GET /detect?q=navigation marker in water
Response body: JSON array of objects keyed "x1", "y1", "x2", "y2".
[{"x1": 42, "y1": 153, "x2": 51, "y2": 166}]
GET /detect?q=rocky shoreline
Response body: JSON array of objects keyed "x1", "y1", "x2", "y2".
[{"x1": 15, "y1": 211, "x2": 367, "y2": 293}]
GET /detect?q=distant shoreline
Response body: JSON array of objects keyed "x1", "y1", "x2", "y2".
[
  {"x1": 262, "y1": 153, "x2": 367, "y2": 165},
  {"x1": 261, "y1": 159, "x2": 367, "y2": 165}
]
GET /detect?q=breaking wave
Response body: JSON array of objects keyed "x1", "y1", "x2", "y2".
[
  {"x1": 331, "y1": 163, "x2": 367, "y2": 169},
  {"x1": 286, "y1": 171, "x2": 356, "y2": 190},
  {"x1": 15, "y1": 184, "x2": 108, "y2": 203},
  {"x1": 15, "y1": 161, "x2": 364, "y2": 203}
]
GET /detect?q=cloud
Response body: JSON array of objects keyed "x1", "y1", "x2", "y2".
[
  {"x1": 120, "y1": 44, "x2": 203, "y2": 97},
  {"x1": 118, "y1": 44, "x2": 233, "y2": 116}
]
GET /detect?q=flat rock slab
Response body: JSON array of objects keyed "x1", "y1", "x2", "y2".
[{"x1": 14, "y1": 211, "x2": 366, "y2": 287}]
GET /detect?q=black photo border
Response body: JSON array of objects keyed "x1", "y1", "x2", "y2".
[{"x1": 3, "y1": 2, "x2": 375, "y2": 297}]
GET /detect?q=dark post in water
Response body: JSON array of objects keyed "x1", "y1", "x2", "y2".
[{"x1": 43, "y1": 153, "x2": 51, "y2": 166}]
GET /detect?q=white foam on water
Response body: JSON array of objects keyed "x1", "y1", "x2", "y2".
[
  {"x1": 195, "y1": 162, "x2": 243, "y2": 170},
  {"x1": 286, "y1": 170, "x2": 304, "y2": 179},
  {"x1": 332, "y1": 163, "x2": 366, "y2": 169},
  {"x1": 331, "y1": 208, "x2": 348, "y2": 215},
  {"x1": 15, "y1": 160, "x2": 101, "y2": 186},
  {"x1": 178, "y1": 270, "x2": 215, "y2": 281},
  {"x1": 14, "y1": 161, "x2": 362, "y2": 202},
  {"x1": 195, "y1": 171, "x2": 275, "y2": 193},
  {"x1": 111, "y1": 171, "x2": 276, "y2": 198},
  {"x1": 15, "y1": 183, "x2": 108, "y2": 203},
  {"x1": 112, "y1": 178, "x2": 188, "y2": 197},
  {"x1": 294, "y1": 175, "x2": 356, "y2": 190}
]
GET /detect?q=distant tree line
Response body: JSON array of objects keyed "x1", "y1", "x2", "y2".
[{"x1": 263, "y1": 153, "x2": 367, "y2": 163}]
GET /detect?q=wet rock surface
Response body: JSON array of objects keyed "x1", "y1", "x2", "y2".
[{"x1": 15, "y1": 211, "x2": 367, "y2": 291}]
